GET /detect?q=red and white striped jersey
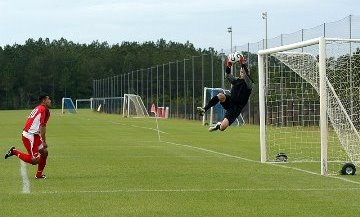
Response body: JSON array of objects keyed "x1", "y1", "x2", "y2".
[{"x1": 23, "y1": 105, "x2": 50, "y2": 134}]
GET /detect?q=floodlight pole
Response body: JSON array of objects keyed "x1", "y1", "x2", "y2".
[
  {"x1": 227, "y1": 27, "x2": 233, "y2": 76},
  {"x1": 262, "y1": 12, "x2": 268, "y2": 49},
  {"x1": 228, "y1": 27, "x2": 233, "y2": 52},
  {"x1": 221, "y1": 52, "x2": 225, "y2": 88}
]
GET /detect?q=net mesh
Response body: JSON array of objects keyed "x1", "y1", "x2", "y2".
[
  {"x1": 62, "y1": 98, "x2": 76, "y2": 114},
  {"x1": 264, "y1": 39, "x2": 360, "y2": 174},
  {"x1": 91, "y1": 97, "x2": 124, "y2": 114},
  {"x1": 123, "y1": 94, "x2": 149, "y2": 117}
]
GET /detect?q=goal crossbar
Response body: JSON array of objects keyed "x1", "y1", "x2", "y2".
[{"x1": 258, "y1": 37, "x2": 360, "y2": 55}]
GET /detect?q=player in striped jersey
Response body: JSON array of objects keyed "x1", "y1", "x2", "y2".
[{"x1": 5, "y1": 94, "x2": 51, "y2": 179}]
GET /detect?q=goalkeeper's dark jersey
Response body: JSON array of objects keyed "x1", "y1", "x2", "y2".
[{"x1": 226, "y1": 74, "x2": 252, "y2": 108}]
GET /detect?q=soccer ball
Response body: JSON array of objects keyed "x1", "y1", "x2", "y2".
[{"x1": 227, "y1": 52, "x2": 242, "y2": 63}]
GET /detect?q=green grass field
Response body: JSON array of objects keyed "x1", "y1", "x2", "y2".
[{"x1": 1, "y1": 109, "x2": 360, "y2": 217}]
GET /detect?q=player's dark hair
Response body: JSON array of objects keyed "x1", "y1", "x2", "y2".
[{"x1": 38, "y1": 94, "x2": 49, "y2": 103}]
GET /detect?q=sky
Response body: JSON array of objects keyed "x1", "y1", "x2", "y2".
[{"x1": 0, "y1": 0, "x2": 358, "y2": 52}]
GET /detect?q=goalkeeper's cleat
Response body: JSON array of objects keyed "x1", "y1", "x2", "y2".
[
  {"x1": 35, "y1": 174, "x2": 47, "y2": 179},
  {"x1": 5, "y1": 146, "x2": 15, "y2": 159},
  {"x1": 208, "y1": 122, "x2": 221, "y2": 132},
  {"x1": 196, "y1": 107, "x2": 205, "y2": 116}
]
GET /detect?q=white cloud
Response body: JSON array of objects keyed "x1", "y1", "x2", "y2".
[{"x1": 0, "y1": 0, "x2": 358, "y2": 50}]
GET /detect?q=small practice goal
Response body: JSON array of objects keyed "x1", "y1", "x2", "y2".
[
  {"x1": 122, "y1": 94, "x2": 149, "y2": 118},
  {"x1": 62, "y1": 97, "x2": 76, "y2": 114}
]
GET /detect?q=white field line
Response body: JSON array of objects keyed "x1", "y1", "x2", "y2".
[
  {"x1": 109, "y1": 121, "x2": 168, "y2": 134},
  {"x1": 36, "y1": 187, "x2": 360, "y2": 195},
  {"x1": 20, "y1": 160, "x2": 30, "y2": 194},
  {"x1": 164, "y1": 141, "x2": 257, "y2": 163},
  {"x1": 163, "y1": 141, "x2": 360, "y2": 185},
  {"x1": 69, "y1": 115, "x2": 360, "y2": 187},
  {"x1": 153, "y1": 116, "x2": 161, "y2": 142},
  {"x1": 269, "y1": 162, "x2": 360, "y2": 185}
]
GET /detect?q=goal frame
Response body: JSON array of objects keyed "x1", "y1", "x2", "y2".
[
  {"x1": 61, "y1": 97, "x2": 77, "y2": 114},
  {"x1": 122, "y1": 94, "x2": 149, "y2": 118},
  {"x1": 258, "y1": 37, "x2": 360, "y2": 175},
  {"x1": 75, "y1": 98, "x2": 92, "y2": 110},
  {"x1": 90, "y1": 97, "x2": 124, "y2": 113}
]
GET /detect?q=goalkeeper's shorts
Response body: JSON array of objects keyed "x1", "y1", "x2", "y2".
[{"x1": 220, "y1": 95, "x2": 243, "y2": 126}]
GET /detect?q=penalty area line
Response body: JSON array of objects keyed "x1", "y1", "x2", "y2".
[
  {"x1": 163, "y1": 141, "x2": 258, "y2": 163},
  {"x1": 109, "y1": 121, "x2": 168, "y2": 134},
  {"x1": 163, "y1": 141, "x2": 360, "y2": 185},
  {"x1": 20, "y1": 160, "x2": 30, "y2": 194}
]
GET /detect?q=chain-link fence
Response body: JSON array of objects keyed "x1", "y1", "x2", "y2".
[
  {"x1": 93, "y1": 55, "x2": 226, "y2": 120},
  {"x1": 93, "y1": 15, "x2": 359, "y2": 124}
]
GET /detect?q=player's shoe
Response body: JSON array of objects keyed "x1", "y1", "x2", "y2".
[
  {"x1": 196, "y1": 107, "x2": 205, "y2": 116},
  {"x1": 208, "y1": 122, "x2": 221, "y2": 132},
  {"x1": 4, "y1": 146, "x2": 15, "y2": 159},
  {"x1": 35, "y1": 174, "x2": 47, "y2": 179}
]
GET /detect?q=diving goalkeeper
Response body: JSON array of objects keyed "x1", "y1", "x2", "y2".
[{"x1": 197, "y1": 53, "x2": 253, "y2": 132}]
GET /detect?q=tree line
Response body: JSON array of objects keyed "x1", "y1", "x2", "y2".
[{"x1": 0, "y1": 38, "x2": 218, "y2": 109}]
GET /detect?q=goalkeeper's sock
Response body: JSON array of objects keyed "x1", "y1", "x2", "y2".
[
  {"x1": 204, "y1": 96, "x2": 219, "y2": 111},
  {"x1": 13, "y1": 149, "x2": 33, "y2": 164}
]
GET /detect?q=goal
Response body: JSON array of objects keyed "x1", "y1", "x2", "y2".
[
  {"x1": 258, "y1": 37, "x2": 360, "y2": 175},
  {"x1": 75, "y1": 98, "x2": 92, "y2": 110},
  {"x1": 202, "y1": 87, "x2": 244, "y2": 126},
  {"x1": 90, "y1": 97, "x2": 124, "y2": 114},
  {"x1": 62, "y1": 97, "x2": 76, "y2": 114},
  {"x1": 122, "y1": 94, "x2": 149, "y2": 118}
]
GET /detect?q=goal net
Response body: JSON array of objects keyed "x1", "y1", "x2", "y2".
[
  {"x1": 122, "y1": 94, "x2": 149, "y2": 118},
  {"x1": 202, "y1": 87, "x2": 244, "y2": 126},
  {"x1": 62, "y1": 97, "x2": 76, "y2": 114},
  {"x1": 258, "y1": 37, "x2": 360, "y2": 175},
  {"x1": 91, "y1": 97, "x2": 124, "y2": 114},
  {"x1": 76, "y1": 98, "x2": 92, "y2": 110}
]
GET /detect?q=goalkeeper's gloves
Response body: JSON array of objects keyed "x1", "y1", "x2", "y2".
[
  {"x1": 241, "y1": 63, "x2": 255, "y2": 83},
  {"x1": 225, "y1": 59, "x2": 232, "y2": 74},
  {"x1": 239, "y1": 54, "x2": 246, "y2": 65}
]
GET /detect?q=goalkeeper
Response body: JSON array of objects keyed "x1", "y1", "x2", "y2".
[{"x1": 197, "y1": 54, "x2": 253, "y2": 132}]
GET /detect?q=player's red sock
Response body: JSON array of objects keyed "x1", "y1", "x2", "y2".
[
  {"x1": 36, "y1": 155, "x2": 47, "y2": 177},
  {"x1": 12, "y1": 149, "x2": 33, "y2": 164}
]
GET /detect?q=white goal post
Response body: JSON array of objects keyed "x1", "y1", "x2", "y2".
[
  {"x1": 76, "y1": 98, "x2": 92, "y2": 110},
  {"x1": 258, "y1": 37, "x2": 360, "y2": 175},
  {"x1": 122, "y1": 94, "x2": 149, "y2": 118}
]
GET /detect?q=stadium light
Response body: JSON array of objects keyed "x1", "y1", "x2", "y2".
[
  {"x1": 227, "y1": 26, "x2": 233, "y2": 53},
  {"x1": 261, "y1": 11, "x2": 268, "y2": 49}
]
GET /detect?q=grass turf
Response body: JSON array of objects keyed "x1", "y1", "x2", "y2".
[{"x1": 1, "y1": 109, "x2": 360, "y2": 217}]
